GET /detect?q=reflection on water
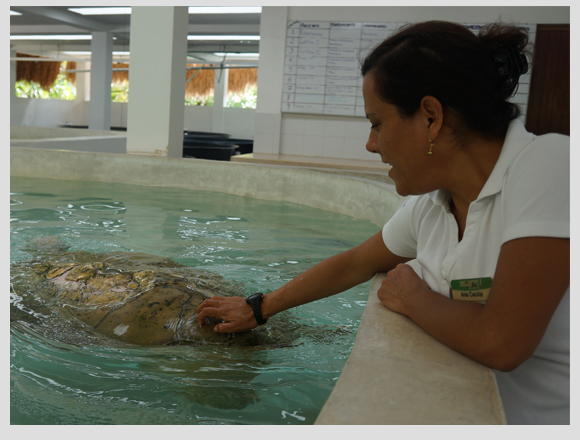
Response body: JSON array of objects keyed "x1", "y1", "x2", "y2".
[{"x1": 10, "y1": 177, "x2": 378, "y2": 424}]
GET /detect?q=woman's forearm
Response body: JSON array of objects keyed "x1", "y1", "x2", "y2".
[
  {"x1": 261, "y1": 251, "x2": 373, "y2": 319},
  {"x1": 400, "y1": 287, "x2": 494, "y2": 365},
  {"x1": 379, "y1": 266, "x2": 517, "y2": 370},
  {"x1": 261, "y1": 232, "x2": 409, "y2": 319},
  {"x1": 380, "y1": 237, "x2": 569, "y2": 372},
  {"x1": 197, "y1": 231, "x2": 408, "y2": 333}
]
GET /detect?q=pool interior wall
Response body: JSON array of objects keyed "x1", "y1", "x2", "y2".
[{"x1": 10, "y1": 146, "x2": 506, "y2": 424}]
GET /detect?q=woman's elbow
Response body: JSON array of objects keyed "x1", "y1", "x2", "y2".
[
  {"x1": 477, "y1": 333, "x2": 536, "y2": 372},
  {"x1": 487, "y1": 355, "x2": 526, "y2": 373}
]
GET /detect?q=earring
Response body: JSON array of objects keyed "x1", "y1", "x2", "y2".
[{"x1": 428, "y1": 138, "x2": 435, "y2": 156}]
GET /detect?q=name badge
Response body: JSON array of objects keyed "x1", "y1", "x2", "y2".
[{"x1": 450, "y1": 277, "x2": 492, "y2": 301}]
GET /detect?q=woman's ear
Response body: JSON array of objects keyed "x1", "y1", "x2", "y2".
[{"x1": 420, "y1": 96, "x2": 444, "y2": 139}]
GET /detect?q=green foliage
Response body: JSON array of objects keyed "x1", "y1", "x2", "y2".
[
  {"x1": 184, "y1": 85, "x2": 257, "y2": 108},
  {"x1": 15, "y1": 62, "x2": 76, "y2": 100},
  {"x1": 185, "y1": 94, "x2": 214, "y2": 106},
  {"x1": 111, "y1": 82, "x2": 129, "y2": 102},
  {"x1": 226, "y1": 85, "x2": 257, "y2": 109}
]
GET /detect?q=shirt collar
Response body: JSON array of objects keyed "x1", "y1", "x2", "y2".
[
  {"x1": 427, "y1": 119, "x2": 536, "y2": 206},
  {"x1": 428, "y1": 189, "x2": 451, "y2": 206},
  {"x1": 476, "y1": 119, "x2": 536, "y2": 200}
]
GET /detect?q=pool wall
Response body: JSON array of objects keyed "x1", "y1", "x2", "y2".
[
  {"x1": 10, "y1": 146, "x2": 400, "y2": 227},
  {"x1": 10, "y1": 146, "x2": 506, "y2": 425}
]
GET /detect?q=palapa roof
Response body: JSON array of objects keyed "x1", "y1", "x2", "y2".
[
  {"x1": 16, "y1": 53, "x2": 258, "y2": 98},
  {"x1": 16, "y1": 53, "x2": 67, "y2": 91}
]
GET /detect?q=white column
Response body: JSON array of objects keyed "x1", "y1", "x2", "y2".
[
  {"x1": 75, "y1": 62, "x2": 89, "y2": 102},
  {"x1": 10, "y1": 48, "x2": 16, "y2": 108},
  {"x1": 126, "y1": 6, "x2": 188, "y2": 157},
  {"x1": 211, "y1": 67, "x2": 229, "y2": 134},
  {"x1": 89, "y1": 32, "x2": 113, "y2": 131},
  {"x1": 252, "y1": 6, "x2": 288, "y2": 155}
]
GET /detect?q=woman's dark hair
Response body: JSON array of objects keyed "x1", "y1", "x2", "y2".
[{"x1": 360, "y1": 21, "x2": 530, "y2": 142}]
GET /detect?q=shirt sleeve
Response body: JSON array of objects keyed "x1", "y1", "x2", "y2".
[
  {"x1": 382, "y1": 196, "x2": 422, "y2": 258},
  {"x1": 501, "y1": 133, "x2": 570, "y2": 244}
]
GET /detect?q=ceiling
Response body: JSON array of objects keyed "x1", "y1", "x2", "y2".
[{"x1": 10, "y1": 6, "x2": 261, "y2": 63}]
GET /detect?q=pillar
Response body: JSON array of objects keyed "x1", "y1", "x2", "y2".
[
  {"x1": 211, "y1": 67, "x2": 229, "y2": 134},
  {"x1": 88, "y1": 32, "x2": 113, "y2": 130},
  {"x1": 126, "y1": 6, "x2": 188, "y2": 157},
  {"x1": 252, "y1": 6, "x2": 288, "y2": 155},
  {"x1": 75, "y1": 62, "x2": 90, "y2": 102},
  {"x1": 10, "y1": 48, "x2": 17, "y2": 116}
]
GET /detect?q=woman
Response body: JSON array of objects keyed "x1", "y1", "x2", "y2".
[{"x1": 197, "y1": 21, "x2": 570, "y2": 425}]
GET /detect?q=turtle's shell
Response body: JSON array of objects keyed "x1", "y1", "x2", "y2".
[{"x1": 11, "y1": 251, "x2": 269, "y2": 346}]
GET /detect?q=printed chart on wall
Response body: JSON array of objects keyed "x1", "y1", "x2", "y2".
[{"x1": 282, "y1": 21, "x2": 536, "y2": 118}]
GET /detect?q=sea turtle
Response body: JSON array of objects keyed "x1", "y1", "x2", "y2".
[{"x1": 10, "y1": 236, "x2": 296, "y2": 347}]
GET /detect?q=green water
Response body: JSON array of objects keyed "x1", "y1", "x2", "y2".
[{"x1": 10, "y1": 176, "x2": 380, "y2": 425}]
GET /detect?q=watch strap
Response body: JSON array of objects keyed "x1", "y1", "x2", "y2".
[{"x1": 246, "y1": 293, "x2": 267, "y2": 325}]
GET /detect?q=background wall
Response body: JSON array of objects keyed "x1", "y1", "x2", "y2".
[
  {"x1": 253, "y1": 6, "x2": 570, "y2": 163},
  {"x1": 10, "y1": 99, "x2": 256, "y2": 139},
  {"x1": 10, "y1": 6, "x2": 569, "y2": 154}
]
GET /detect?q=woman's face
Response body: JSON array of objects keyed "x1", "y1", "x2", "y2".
[{"x1": 362, "y1": 74, "x2": 437, "y2": 197}]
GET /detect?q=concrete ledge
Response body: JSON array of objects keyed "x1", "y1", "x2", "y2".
[
  {"x1": 315, "y1": 274, "x2": 506, "y2": 425},
  {"x1": 10, "y1": 125, "x2": 126, "y2": 139},
  {"x1": 10, "y1": 137, "x2": 127, "y2": 154},
  {"x1": 10, "y1": 125, "x2": 127, "y2": 154}
]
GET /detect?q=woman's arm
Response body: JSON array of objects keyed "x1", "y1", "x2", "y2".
[
  {"x1": 378, "y1": 236, "x2": 569, "y2": 371},
  {"x1": 196, "y1": 231, "x2": 410, "y2": 333}
]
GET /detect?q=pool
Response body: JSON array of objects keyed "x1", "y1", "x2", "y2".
[{"x1": 10, "y1": 176, "x2": 380, "y2": 425}]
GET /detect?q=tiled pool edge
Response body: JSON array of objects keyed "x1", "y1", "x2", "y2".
[{"x1": 10, "y1": 147, "x2": 506, "y2": 425}]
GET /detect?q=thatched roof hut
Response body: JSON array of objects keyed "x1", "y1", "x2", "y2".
[
  {"x1": 65, "y1": 62, "x2": 76, "y2": 84},
  {"x1": 113, "y1": 63, "x2": 258, "y2": 99},
  {"x1": 16, "y1": 53, "x2": 64, "y2": 90},
  {"x1": 226, "y1": 67, "x2": 258, "y2": 95},
  {"x1": 16, "y1": 53, "x2": 257, "y2": 98}
]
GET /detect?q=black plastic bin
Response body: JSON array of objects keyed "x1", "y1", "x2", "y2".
[
  {"x1": 181, "y1": 132, "x2": 252, "y2": 160},
  {"x1": 216, "y1": 138, "x2": 254, "y2": 155},
  {"x1": 185, "y1": 137, "x2": 253, "y2": 155},
  {"x1": 59, "y1": 125, "x2": 127, "y2": 131},
  {"x1": 183, "y1": 142, "x2": 238, "y2": 161},
  {"x1": 183, "y1": 131, "x2": 230, "y2": 138}
]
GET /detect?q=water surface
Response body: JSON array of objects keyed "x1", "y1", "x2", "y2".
[{"x1": 10, "y1": 176, "x2": 379, "y2": 425}]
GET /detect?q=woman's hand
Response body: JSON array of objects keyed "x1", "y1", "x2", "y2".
[
  {"x1": 196, "y1": 296, "x2": 257, "y2": 333},
  {"x1": 377, "y1": 263, "x2": 430, "y2": 315}
]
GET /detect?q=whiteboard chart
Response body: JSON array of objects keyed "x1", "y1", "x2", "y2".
[
  {"x1": 282, "y1": 21, "x2": 536, "y2": 118},
  {"x1": 282, "y1": 21, "x2": 402, "y2": 117}
]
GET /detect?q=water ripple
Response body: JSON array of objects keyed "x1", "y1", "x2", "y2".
[{"x1": 10, "y1": 177, "x2": 378, "y2": 425}]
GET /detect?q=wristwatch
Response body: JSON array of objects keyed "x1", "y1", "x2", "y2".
[{"x1": 246, "y1": 292, "x2": 268, "y2": 325}]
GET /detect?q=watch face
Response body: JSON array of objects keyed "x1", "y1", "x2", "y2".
[{"x1": 246, "y1": 293, "x2": 262, "y2": 304}]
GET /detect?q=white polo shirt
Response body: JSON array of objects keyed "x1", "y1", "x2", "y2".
[{"x1": 382, "y1": 120, "x2": 570, "y2": 424}]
